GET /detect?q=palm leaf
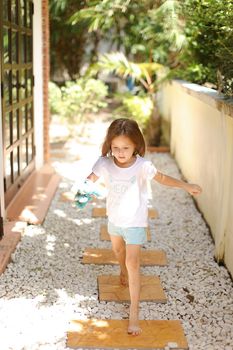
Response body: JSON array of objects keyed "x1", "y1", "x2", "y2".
[
  {"x1": 68, "y1": 1, "x2": 132, "y2": 31},
  {"x1": 68, "y1": 8, "x2": 98, "y2": 29},
  {"x1": 97, "y1": 52, "x2": 163, "y2": 80},
  {"x1": 88, "y1": 52, "x2": 165, "y2": 93}
]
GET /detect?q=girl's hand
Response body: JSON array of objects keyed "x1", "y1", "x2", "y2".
[
  {"x1": 74, "y1": 179, "x2": 105, "y2": 209},
  {"x1": 185, "y1": 183, "x2": 202, "y2": 196}
]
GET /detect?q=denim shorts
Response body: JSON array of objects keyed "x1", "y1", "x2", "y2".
[{"x1": 108, "y1": 221, "x2": 147, "y2": 245}]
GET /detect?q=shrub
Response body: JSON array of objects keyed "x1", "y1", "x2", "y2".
[
  {"x1": 48, "y1": 81, "x2": 62, "y2": 115},
  {"x1": 49, "y1": 78, "x2": 108, "y2": 121},
  {"x1": 113, "y1": 93, "x2": 153, "y2": 131},
  {"x1": 176, "y1": 0, "x2": 233, "y2": 96}
]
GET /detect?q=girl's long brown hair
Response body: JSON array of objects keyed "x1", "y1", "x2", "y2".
[{"x1": 102, "y1": 118, "x2": 146, "y2": 156}]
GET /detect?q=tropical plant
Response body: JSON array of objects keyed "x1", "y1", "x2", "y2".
[
  {"x1": 90, "y1": 52, "x2": 164, "y2": 95},
  {"x1": 89, "y1": 52, "x2": 166, "y2": 144},
  {"x1": 50, "y1": 0, "x2": 233, "y2": 95},
  {"x1": 67, "y1": 0, "x2": 233, "y2": 95}
]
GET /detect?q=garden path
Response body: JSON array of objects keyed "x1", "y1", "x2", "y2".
[{"x1": 0, "y1": 112, "x2": 232, "y2": 350}]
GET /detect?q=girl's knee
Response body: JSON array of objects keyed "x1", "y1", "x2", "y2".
[
  {"x1": 112, "y1": 246, "x2": 125, "y2": 256},
  {"x1": 126, "y1": 255, "x2": 140, "y2": 271}
]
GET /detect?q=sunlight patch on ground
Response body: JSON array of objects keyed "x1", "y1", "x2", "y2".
[
  {"x1": 82, "y1": 218, "x2": 93, "y2": 224},
  {"x1": 70, "y1": 218, "x2": 83, "y2": 226},
  {"x1": 0, "y1": 297, "x2": 68, "y2": 349},
  {"x1": 53, "y1": 209, "x2": 67, "y2": 218},
  {"x1": 69, "y1": 217, "x2": 94, "y2": 226},
  {"x1": 59, "y1": 182, "x2": 69, "y2": 189},
  {"x1": 46, "y1": 234, "x2": 56, "y2": 255},
  {"x1": 23, "y1": 225, "x2": 46, "y2": 237}
]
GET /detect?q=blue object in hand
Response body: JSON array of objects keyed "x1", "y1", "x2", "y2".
[
  {"x1": 74, "y1": 179, "x2": 102, "y2": 209},
  {"x1": 74, "y1": 192, "x2": 92, "y2": 209}
]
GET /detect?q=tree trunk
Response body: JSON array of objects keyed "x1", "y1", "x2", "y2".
[{"x1": 144, "y1": 98, "x2": 161, "y2": 146}]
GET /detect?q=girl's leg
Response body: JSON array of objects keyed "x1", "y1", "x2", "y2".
[
  {"x1": 110, "y1": 235, "x2": 128, "y2": 285},
  {"x1": 125, "y1": 244, "x2": 141, "y2": 335}
]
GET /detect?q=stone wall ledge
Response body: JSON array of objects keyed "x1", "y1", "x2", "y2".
[{"x1": 172, "y1": 79, "x2": 233, "y2": 118}]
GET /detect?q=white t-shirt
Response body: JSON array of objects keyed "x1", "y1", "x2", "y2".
[{"x1": 92, "y1": 156, "x2": 157, "y2": 227}]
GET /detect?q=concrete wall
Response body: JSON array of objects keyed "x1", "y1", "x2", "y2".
[{"x1": 157, "y1": 80, "x2": 233, "y2": 277}]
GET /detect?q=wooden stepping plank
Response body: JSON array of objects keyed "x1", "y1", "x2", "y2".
[
  {"x1": 92, "y1": 207, "x2": 158, "y2": 219},
  {"x1": 148, "y1": 208, "x2": 158, "y2": 219},
  {"x1": 92, "y1": 207, "x2": 106, "y2": 217},
  {"x1": 98, "y1": 275, "x2": 167, "y2": 302},
  {"x1": 6, "y1": 164, "x2": 60, "y2": 224},
  {"x1": 82, "y1": 248, "x2": 167, "y2": 266},
  {"x1": 59, "y1": 191, "x2": 74, "y2": 202},
  {"x1": 67, "y1": 319, "x2": 188, "y2": 349},
  {"x1": 100, "y1": 224, "x2": 151, "y2": 242},
  {"x1": 0, "y1": 221, "x2": 24, "y2": 275}
]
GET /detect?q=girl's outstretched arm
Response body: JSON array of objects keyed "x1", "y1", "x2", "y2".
[{"x1": 154, "y1": 172, "x2": 202, "y2": 196}]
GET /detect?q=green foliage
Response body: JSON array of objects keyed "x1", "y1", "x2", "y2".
[
  {"x1": 141, "y1": 0, "x2": 185, "y2": 63},
  {"x1": 48, "y1": 82, "x2": 62, "y2": 115},
  {"x1": 50, "y1": 0, "x2": 233, "y2": 96},
  {"x1": 68, "y1": 0, "x2": 134, "y2": 52},
  {"x1": 90, "y1": 52, "x2": 164, "y2": 93},
  {"x1": 174, "y1": 64, "x2": 215, "y2": 86},
  {"x1": 176, "y1": 0, "x2": 233, "y2": 96},
  {"x1": 69, "y1": 0, "x2": 184, "y2": 63},
  {"x1": 49, "y1": 0, "x2": 87, "y2": 81},
  {"x1": 69, "y1": 0, "x2": 131, "y2": 32},
  {"x1": 89, "y1": 52, "x2": 165, "y2": 138},
  {"x1": 49, "y1": 79, "x2": 108, "y2": 121},
  {"x1": 114, "y1": 93, "x2": 153, "y2": 131}
]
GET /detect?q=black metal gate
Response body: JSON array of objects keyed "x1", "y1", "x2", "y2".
[
  {"x1": 0, "y1": 0, "x2": 35, "y2": 206},
  {"x1": 0, "y1": 214, "x2": 3, "y2": 239}
]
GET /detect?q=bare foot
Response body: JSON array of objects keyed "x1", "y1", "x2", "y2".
[
  {"x1": 120, "y1": 271, "x2": 128, "y2": 286},
  {"x1": 128, "y1": 324, "x2": 142, "y2": 336},
  {"x1": 128, "y1": 307, "x2": 141, "y2": 336}
]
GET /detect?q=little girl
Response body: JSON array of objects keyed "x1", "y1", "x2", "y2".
[{"x1": 76, "y1": 118, "x2": 202, "y2": 336}]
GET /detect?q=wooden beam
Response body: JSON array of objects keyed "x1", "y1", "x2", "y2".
[{"x1": 67, "y1": 319, "x2": 188, "y2": 349}]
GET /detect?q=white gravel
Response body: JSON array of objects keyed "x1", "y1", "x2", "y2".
[{"x1": 0, "y1": 126, "x2": 233, "y2": 350}]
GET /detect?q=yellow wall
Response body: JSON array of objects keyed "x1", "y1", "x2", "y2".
[{"x1": 158, "y1": 80, "x2": 233, "y2": 277}]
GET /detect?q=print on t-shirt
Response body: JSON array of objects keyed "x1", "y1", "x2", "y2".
[{"x1": 109, "y1": 175, "x2": 139, "y2": 218}]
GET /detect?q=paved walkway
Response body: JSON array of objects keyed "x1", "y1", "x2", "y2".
[{"x1": 0, "y1": 115, "x2": 233, "y2": 350}]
